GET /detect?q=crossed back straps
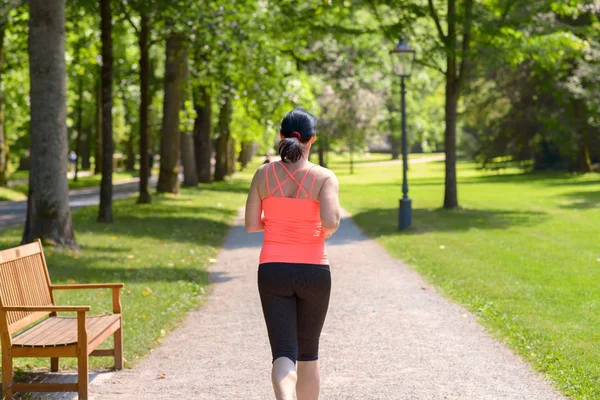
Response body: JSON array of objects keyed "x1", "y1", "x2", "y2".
[{"x1": 266, "y1": 161, "x2": 318, "y2": 200}]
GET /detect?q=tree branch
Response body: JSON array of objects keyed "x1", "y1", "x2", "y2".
[
  {"x1": 428, "y1": 0, "x2": 447, "y2": 45},
  {"x1": 117, "y1": 0, "x2": 140, "y2": 35},
  {"x1": 415, "y1": 58, "x2": 446, "y2": 75},
  {"x1": 366, "y1": 0, "x2": 397, "y2": 43}
]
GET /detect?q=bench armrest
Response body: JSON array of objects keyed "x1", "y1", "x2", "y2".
[
  {"x1": 51, "y1": 283, "x2": 123, "y2": 314},
  {"x1": 3, "y1": 305, "x2": 91, "y2": 312},
  {"x1": 51, "y1": 283, "x2": 124, "y2": 290}
]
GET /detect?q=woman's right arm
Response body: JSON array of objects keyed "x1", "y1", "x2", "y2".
[{"x1": 319, "y1": 170, "x2": 341, "y2": 237}]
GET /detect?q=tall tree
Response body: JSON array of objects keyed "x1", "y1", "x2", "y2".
[
  {"x1": 427, "y1": 0, "x2": 473, "y2": 209},
  {"x1": 180, "y1": 54, "x2": 198, "y2": 187},
  {"x1": 118, "y1": 1, "x2": 155, "y2": 203},
  {"x1": 97, "y1": 0, "x2": 114, "y2": 222},
  {"x1": 137, "y1": 13, "x2": 151, "y2": 203},
  {"x1": 23, "y1": 0, "x2": 77, "y2": 248},
  {"x1": 157, "y1": 33, "x2": 186, "y2": 194}
]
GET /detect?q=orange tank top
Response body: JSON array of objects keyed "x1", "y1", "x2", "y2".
[{"x1": 259, "y1": 162, "x2": 328, "y2": 265}]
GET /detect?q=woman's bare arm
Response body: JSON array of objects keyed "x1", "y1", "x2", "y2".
[
  {"x1": 319, "y1": 170, "x2": 341, "y2": 237},
  {"x1": 245, "y1": 167, "x2": 265, "y2": 233}
]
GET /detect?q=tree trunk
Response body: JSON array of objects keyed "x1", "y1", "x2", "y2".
[
  {"x1": 157, "y1": 34, "x2": 186, "y2": 194},
  {"x1": 180, "y1": 52, "x2": 197, "y2": 187},
  {"x1": 97, "y1": 0, "x2": 113, "y2": 223},
  {"x1": 214, "y1": 96, "x2": 232, "y2": 181},
  {"x1": 226, "y1": 136, "x2": 236, "y2": 176},
  {"x1": 126, "y1": 130, "x2": 135, "y2": 171},
  {"x1": 576, "y1": 132, "x2": 592, "y2": 172},
  {"x1": 214, "y1": 135, "x2": 228, "y2": 181},
  {"x1": 81, "y1": 117, "x2": 91, "y2": 170},
  {"x1": 181, "y1": 131, "x2": 198, "y2": 187},
  {"x1": 22, "y1": 0, "x2": 77, "y2": 248},
  {"x1": 0, "y1": 22, "x2": 7, "y2": 186},
  {"x1": 239, "y1": 141, "x2": 253, "y2": 170},
  {"x1": 390, "y1": 135, "x2": 400, "y2": 160},
  {"x1": 74, "y1": 73, "x2": 83, "y2": 182},
  {"x1": 94, "y1": 75, "x2": 102, "y2": 174},
  {"x1": 123, "y1": 90, "x2": 135, "y2": 171},
  {"x1": 318, "y1": 143, "x2": 326, "y2": 167},
  {"x1": 443, "y1": 0, "x2": 459, "y2": 209},
  {"x1": 137, "y1": 14, "x2": 151, "y2": 203},
  {"x1": 443, "y1": 82, "x2": 459, "y2": 209},
  {"x1": 193, "y1": 85, "x2": 212, "y2": 183}
]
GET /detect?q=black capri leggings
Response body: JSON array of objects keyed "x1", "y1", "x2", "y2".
[{"x1": 258, "y1": 262, "x2": 331, "y2": 364}]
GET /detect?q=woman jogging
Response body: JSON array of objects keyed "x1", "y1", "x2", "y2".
[{"x1": 245, "y1": 108, "x2": 340, "y2": 400}]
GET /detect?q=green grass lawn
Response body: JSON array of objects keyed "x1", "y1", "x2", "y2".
[
  {"x1": 325, "y1": 151, "x2": 443, "y2": 170},
  {"x1": 0, "y1": 171, "x2": 143, "y2": 201},
  {"x1": 0, "y1": 175, "x2": 250, "y2": 372},
  {"x1": 0, "y1": 188, "x2": 27, "y2": 202},
  {"x1": 332, "y1": 159, "x2": 600, "y2": 399}
]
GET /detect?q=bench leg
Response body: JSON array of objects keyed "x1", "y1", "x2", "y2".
[
  {"x1": 51, "y1": 357, "x2": 59, "y2": 372},
  {"x1": 2, "y1": 351, "x2": 13, "y2": 400},
  {"x1": 78, "y1": 351, "x2": 89, "y2": 400},
  {"x1": 114, "y1": 327, "x2": 123, "y2": 370}
]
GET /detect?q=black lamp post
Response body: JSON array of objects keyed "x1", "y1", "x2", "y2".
[{"x1": 391, "y1": 39, "x2": 416, "y2": 231}]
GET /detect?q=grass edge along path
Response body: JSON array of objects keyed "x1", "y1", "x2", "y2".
[
  {"x1": 335, "y1": 160, "x2": 600, "y2": 400},
  {"x1": 0, "y1": 175, "x2": 251, "y2": 373}
]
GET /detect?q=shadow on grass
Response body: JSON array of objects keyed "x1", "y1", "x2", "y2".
[
  {"x1": 351, "y1": 207, "x2": 549, "y2": 237},
  {"x1": 197, "y1": 181, "x2": 250, "y2": 194},
  {"x1": 459, "y1": 172, "x2": 600, "y2": 187},
  {"x1": 344, "y1": 172, "x2": 599, "y2": 189},
  {"x1": 559, "y1": 190, "x2": 600, "y2": 210},
  {"x1": 47, "y1": 261, "x2": 214, "y2": 285}
]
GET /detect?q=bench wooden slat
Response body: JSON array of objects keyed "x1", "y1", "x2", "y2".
[
  {"x1": 0, "y1": 242, "x2": 42, "y2": 263},
  {"x1": 28, "y1": 317, "x2": 76, "y2": 347},
  {"x1": 11, "y1": 317, "x2": 63, "y2": 345},
  {"x1": 12, "y1": 383, "x2": 79, "y2": 393},
  {"x1": 13, "y1": 315, "x2": 121, "y2": 348},
  {"x1": 12, "y1": 345, "x2": 77, "y2": 358}
]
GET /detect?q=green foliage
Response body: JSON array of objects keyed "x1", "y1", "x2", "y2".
[{"x1": 462, "y1": 0, "x2": 599, "y2": 171}]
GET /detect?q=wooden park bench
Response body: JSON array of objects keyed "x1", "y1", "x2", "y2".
[{"x1": 0, "y1": 240, "x2": 124, "y2": 400}]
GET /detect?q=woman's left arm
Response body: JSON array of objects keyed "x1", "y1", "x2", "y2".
[{"x1": 245, "y1": 168, "x2": 265, "y2": 233}]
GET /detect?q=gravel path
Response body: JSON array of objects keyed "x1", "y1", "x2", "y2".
[
  {"x1": 90, "y1": 208, "x2": 563, "y2": 400},
  {"x1": 0, "y1": 177, "x2": 157, "y2": 231}
]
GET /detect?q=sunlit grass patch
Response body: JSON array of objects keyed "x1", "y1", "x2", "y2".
[{"x1": 335, "y1": 159, "x2": 600, "y2": 399}]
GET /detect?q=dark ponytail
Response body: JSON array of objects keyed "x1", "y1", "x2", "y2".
[{"x1": 278, "y1": 108, "x2": 317, "y2": 163}]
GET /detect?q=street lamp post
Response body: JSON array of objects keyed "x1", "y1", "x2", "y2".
[{"x1": 391, "y1": 39, "x2": 416, "y2": 231}]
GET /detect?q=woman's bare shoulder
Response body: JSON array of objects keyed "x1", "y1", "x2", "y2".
[
  {"x1": 253, "y1": 163, "x2": 269, "y2": 177},
  {"x1": 311, "y1": 163, "x2": 337, "y2": 180}
]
